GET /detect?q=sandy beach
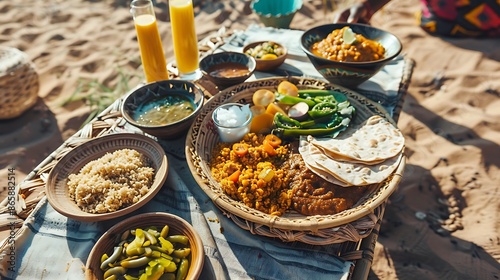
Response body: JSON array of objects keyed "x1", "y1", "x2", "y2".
[{"x1": 1, "y1": 0, "x2": 499, "y2": 279}]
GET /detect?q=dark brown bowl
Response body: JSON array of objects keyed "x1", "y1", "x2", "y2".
[
  {"x1": 199, "y1": 51, "x2": 256, "y2": 89},
  {"x1": 121, "y1": 80, "x2": 204, "y2": 139},
  {"x1": 300, "y1": 23, "x2": 402, "y2": 88},
  {"x1": 243, "y1": 41, "x2": 287, "y2": 72}
]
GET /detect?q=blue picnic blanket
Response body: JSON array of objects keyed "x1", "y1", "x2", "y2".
[{"x1": 0, "y1": 24, "x2": 410, "y2": 280}]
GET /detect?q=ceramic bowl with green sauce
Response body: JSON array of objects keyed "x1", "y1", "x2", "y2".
[{"x1": 121, "y1": 80, "x2": 204, "y2": 139}]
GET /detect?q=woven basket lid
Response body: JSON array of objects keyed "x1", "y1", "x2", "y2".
[{"x1": 0, "y1": 47, "x2": 39, "y2": 119}]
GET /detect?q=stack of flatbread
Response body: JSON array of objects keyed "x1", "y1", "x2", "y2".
[{"x1": 298, "y1": 115, "x2": 405, "y2": 187}]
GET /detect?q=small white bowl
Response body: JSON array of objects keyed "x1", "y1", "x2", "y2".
[{"x1": 212, "y1": 103, "x2": 253, "y2": 143}]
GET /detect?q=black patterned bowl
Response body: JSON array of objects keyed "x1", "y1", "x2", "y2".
[
  {"x1": 121, "y1": 80, "x2": 204, "y2": 139},
  {"x1": 300, "y1": 23, "x2": 402, "y2": 88},
  {"x1": 199, "y1": 52, "x2": 256, "y2": 89}
]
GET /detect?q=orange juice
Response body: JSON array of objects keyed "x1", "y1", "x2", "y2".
[
  {"x1": 169, "y1": 0, "x2": 199, "y2": 74},
  {"x1": 134, "y1": 14, "x2": 169, "y2": 82}
]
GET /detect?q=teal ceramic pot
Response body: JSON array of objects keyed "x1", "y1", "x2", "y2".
[{"x1": 251, "y1": 0, "x2": 303, "y2": 29}]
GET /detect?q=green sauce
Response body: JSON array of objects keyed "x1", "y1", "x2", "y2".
[{"x1": 134, "y1": 94, "x2": 195, "y2": 126}]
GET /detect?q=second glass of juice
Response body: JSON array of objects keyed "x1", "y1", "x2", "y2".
[{"x1": 169, "y1": 0, "x2": 201, "y2": 80}]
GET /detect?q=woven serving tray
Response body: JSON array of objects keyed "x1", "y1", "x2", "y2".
[{"x1": 185, "y1": 76, "x2": 405, "y2": 245}]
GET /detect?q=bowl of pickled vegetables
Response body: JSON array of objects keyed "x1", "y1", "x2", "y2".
[
  {"x1": 85, "y1": 212, "x2": 204, "y2": 280},
  {"x1": 243, "y1": 41, "x2": 287, "y2": 72}
]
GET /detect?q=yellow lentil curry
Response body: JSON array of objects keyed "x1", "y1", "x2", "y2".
[
  {"x1": 311, "y1": 26, "x2": 385, "y2": 62},
  {"x1": 210, "y1": 133, "x2": 369, "y2": 216}
]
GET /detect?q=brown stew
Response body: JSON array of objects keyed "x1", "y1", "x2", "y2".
[{"x1": 208, "y1": 62, "x2": 250, "y2": 78}]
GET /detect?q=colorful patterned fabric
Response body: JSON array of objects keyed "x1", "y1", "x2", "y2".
[{"x1": 418, "y1": 0, "x2": 500, "y2": 37}]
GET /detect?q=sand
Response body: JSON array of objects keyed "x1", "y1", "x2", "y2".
[{"x1": 1, "y1": 0, "x2": 499, "y2": 279}]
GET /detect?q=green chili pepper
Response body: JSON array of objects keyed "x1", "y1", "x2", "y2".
[
  {"x1": 298, "y1": 119, "x2": 319, "y2": 128},
  {"x1": 123, "y1": 274, "x2": 139, "y2": 280},
  {"x1": 298, "y1": 114, "x2": 336, "y2": 128},
  {"x1": 176, "y1": 258, "x2": 189, "y2": 280},
  {"x1": 160, "y1": 225, "x2": 169, "y2": 238},
  {"x1": 275, "y1": 93, "x2": 316, "y2": 107},
  {"x1": 144, "y1": 263, "x2": 164, "y2": 280},
  {"x1": 308, "y1": 102, "x2": 338, "y2": 119},
  {"x1": 161, "y1": 273, "x2": 176, "y2": 280},
  {"x1": 164, "y1": 260, "x2": 178, "y2": 273},
  {"x1": 274, "y1": 113, "x2": 301, "y2": 129},
  {"x1": 298, "y1": 89, "x2": 349, "y2": 103},
  {"x1": 325, "y1": 114, "x2": 346, "y2": 128},
  {"x1": 143, "y1": 230, "x2": 158, "y2": 245},
  {"x1": 272, "y1": 124, "x2": 346, "y2": 138},
  {"x1": 103, "y1": 266, "x2": 127, "y2": 279},
  {"x1": 172, "y1": 248, "x2": 191, "y2": 259},
  {"x1": 104, "y1": 275, "x2": 118, "y2": 280},
  {"x1": 313, "y1": 95, "x2": 338, "y2": 104},
  {"x1": 121, "y1": 256, "x2": 151, "y2": 268},
  {"x1": 165, "y1": 235, "x2": 189, "y2": 246},
  {"x1": 272, "y1": 113, "x2": 351, "y2": 138},
  {"x1": 158, "y1": 237, "x2": 174, "y2": 254},
  {"x1": 100, "y1": 246, "x2": 122, "y2": 270}
]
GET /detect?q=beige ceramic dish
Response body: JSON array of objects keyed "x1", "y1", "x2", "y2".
[
  {"x1": 85, "y1": 212, "x2": 204, "y2": 280},
  {"x1": 243, "y1": 41, "x2": 287, "y2": 72},
  {"x1": 46, "y1": 133, "x2": 168, "y2": 222}
]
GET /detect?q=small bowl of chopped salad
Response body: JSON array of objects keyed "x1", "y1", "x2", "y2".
[{"x1": 243, "y1": 41, "x2": 287, "y2": 72}]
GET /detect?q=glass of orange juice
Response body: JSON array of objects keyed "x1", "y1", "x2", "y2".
[
  {"x1": 130, "y1": 0, "x2": 169, "y2": 83},
  {"x1": 169, "y1": 0, "x2": 201, "y2": 80}
]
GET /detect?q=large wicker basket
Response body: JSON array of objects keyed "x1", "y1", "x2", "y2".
[
  {"x1": 185, "y1": 76, "x2": 406, "y2": 245},
  {"x1": 0, "y1": 47, "x2": 39, "y2": 119}
]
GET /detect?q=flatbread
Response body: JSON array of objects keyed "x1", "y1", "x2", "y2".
[
  {"x1": 298, "y1": 137, "x2": 350, "y2": 187},
  {"x1": 313, "y1": 143, "x2": 402, "y2": 186},
  {"x1": 299, "y1": 135, "x2": 403, "y2": 186},
  {"x1": 311, "y1": 115, "x2": 405, "y2": 164}
]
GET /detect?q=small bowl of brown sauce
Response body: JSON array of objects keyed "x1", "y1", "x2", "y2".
[
  {"x1": 121, "y1": 80, "x2": 204, "y2": 139},
  {"x1": 199, "y1": 51, "x2": 256, "y2": 89}
]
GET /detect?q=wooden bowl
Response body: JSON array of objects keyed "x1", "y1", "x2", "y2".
[
  {"x1": 46, "y1": 133, "x2": 168, "y2": 222},
  {"x1": 85, "y1": 212, "x2": 204, "y2": 280},
  {"x1": 243, "y1": 41, "x2": 287, "y2": 71}
]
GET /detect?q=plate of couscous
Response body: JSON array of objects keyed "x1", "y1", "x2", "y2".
[{"x1": 46, "y1": 133, "x2": 168, "y2": 222}]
